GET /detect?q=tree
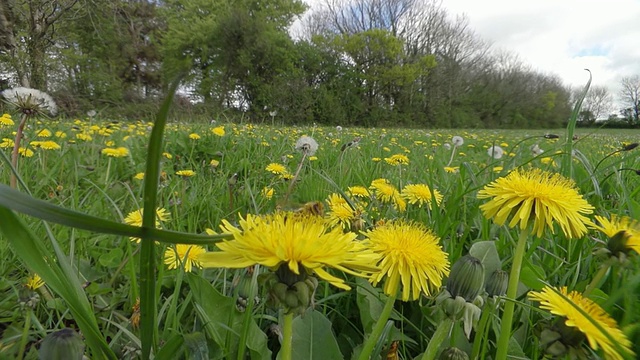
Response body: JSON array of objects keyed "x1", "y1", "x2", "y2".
[
  {"x1": 0, "y1": 0, "x2": 80, "y2": 89},
  {"x1": 575, "y1": 85, "x2": 612, "y2": 126},
  {"x1": 619, "y1": 75, "x2": 640, "y2": 125}
]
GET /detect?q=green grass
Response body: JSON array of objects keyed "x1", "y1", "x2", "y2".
[{"x1": 0, "y1": 114, "x2": 639, "y2": 359}]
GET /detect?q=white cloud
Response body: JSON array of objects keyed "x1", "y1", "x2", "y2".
[{"x1": 444, "y1": 0, "x2": 640, "y2": 111}]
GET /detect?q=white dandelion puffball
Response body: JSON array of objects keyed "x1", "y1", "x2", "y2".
[
  {"x1": 1, "y1": 87, "x2": 58, "y2": 116},
  {"x1": 295, "y1": 135, "x2": 319, "y2": 156},
  {"x1": 452, "y1": 136, "x2": 464, "y2": 147},
  {"x1": 487, "y1": 145, "x2": 504, "y2": 159}
]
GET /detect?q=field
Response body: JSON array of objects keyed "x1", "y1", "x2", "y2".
[{"x1": 1, "y1": 111, "x2": 639, "y2": 359}]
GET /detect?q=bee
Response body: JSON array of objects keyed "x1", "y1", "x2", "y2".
[
  {"x1": 294, "y1": 201, "x2": 325, "y2": 217},
  {"x1": 386, "y1": 340, "x2": 400, "y2": 360},
  {"x1": 278, "y1": 201, "x2": 325, "y2": 221}
]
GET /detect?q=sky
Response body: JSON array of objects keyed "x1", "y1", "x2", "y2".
[
  {"x1": 298, "y1": 0, "x2": 640, "y2": 113},
  {"x1": 443, "y1": 0, "x2": 640, "y2": 112}
]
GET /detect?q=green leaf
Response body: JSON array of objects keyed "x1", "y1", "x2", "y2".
[
  {"x1": 356, "y1": 278, "x2": 386, "y2": 333},
  {"x1": 184, "y1": 332, "x2": 209, "y2": 360},
  {"x1": 0, "y1": 183, "x2": 229, "y2": 245},
  {"x1": 469, "y1": 241, "x2": 502, "y2": 282},
  {"x1": 98, "y1": 248, "x2": 124, "y2": 268},
  {"x1": 520, "y1": 264, "x2": 546, "y2": 291},
  {"x1": 0, "y1": 207, "x2": 116, "y2": 359},
  {"x1": 287, "y1": 310, "x2": 343, "y2": 360},
  {"x1": 186, "y1": 273, "x2": 271, "y2": 360}
]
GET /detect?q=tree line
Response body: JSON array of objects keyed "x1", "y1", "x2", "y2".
[{"x1": 0, "y1": 0, "x2": 637, "y2": 128}]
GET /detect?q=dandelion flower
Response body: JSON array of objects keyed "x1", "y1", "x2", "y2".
[
  {"x1": 487, "y1": 145, "x2": 504, "y2": 159},
  {"x1": 197, "y1": 213, "x2": 378, "y2": 290},
  {"x1": 134, "y1": 172, "x2": 145, "y2": 180},
  {"x1": 162, "y1": 152, "x2": 173, "y2": 159},
  {"x1": 531, "y1": 144, "x2": 544, "y2": 156},
  {"x1": 124, "y1": 208, "x2": 171, "y2": 243},
  {"x1": 164, "y1": 244, "x2": 206, "y2": 272},
  {"x1": 591, "y1": 214, "x2": 640, "y2": 254},
  {"x1": 37, "y1": 129, "x2": 51, "y2": 138},
  {"x1": 401, "y1": 184, "x2": 443, "y2": 209},
  {"x1": 261, "y1": 187, "x2": 275, "y2": 200},
  {"x1": 325, "y1": 193, "x2": 360, "y2": 229},
  {"x1": 189, "y1": 133, "x2": 201, "y2": 140},
  {"x1": 35, "y1": 140, "x2": 61, "y2": 150},
  {"x1": 370, "y1": 179, "x2": 406, "y2": 211},
  {"x1": 176, "y1": 170, "x2": 196, "y2": 177},
  {"x1": 477, "y1": 168, "x2": 593, "y2": 238},
  {"x1": 26, "y1": 273, "x2": 45, "y2": 290},
  {"x1": 265, "y1": 163, "x2": 288, "y2": 175},
  {"x1": 444, "y1": 166, "x2": 459, "y2": 173},
  {"x1": 0, "y1": 138, "x2": 14, "y2": 148},
  {"x1": 210, "y1": 159, "x2": 220, "y2": 168},
  {"x1": 452, "y1": 136, "x2": 464, "y2": 147},
  {"x1": 295, "y1": 135, "x2": 319, "y2": 156},
  {"x1": 529, "y1": 286, "x2": 634, "y2": 360},
  {"x1": 348, "y1": 186, "x2": 370, "y2": 199},
  {"x1": 384, "y1": 154, "x2": 409, "y2": 166},
  {"x1": 0, "y1": 114, "x2": 14, "y2": 126},
  {"x1": 19, "y1": 147, "x2": 34, "y2": 157},
  {"x1": 102, "y1": 147, "x2": 129, "y2": 157},
  {"x1": 211, "y1": 126, "x2": 225, "y2": 136},
  {"x1": 364, "y1": 221, "x2": 450, "y2": 301}
]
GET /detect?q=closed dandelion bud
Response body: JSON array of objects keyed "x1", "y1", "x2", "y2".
[
  {"x1": 293, "y1": 281, "x2": 311, "y2": 308},
  {"x1": 272, "y1": 283, "x2": 289, "y2": 303},
  {"x1": 235, "y1": 272, "x2": 257, "y2": 300},
  {"x1": 621, "y1": 142, "x2": 639, "y2": 151},
  {"x1": 39, "y1": 328, "x2": 85, "y2": 360},
  {"x1": 438, "y1": 347, "x2": 469, "y2": 360},
  {"x1": 447, "y1": 255, "x2": 485, "y2": 301},
  {"x1": 284, "y1": 289, "x2": 300, "y2": 309},
  {"x1": 544, "y1": 134, "x2": 560, "y2": 139},
  {"x1": 485, "y1": 269, "x2": 509, "y2": 297}
]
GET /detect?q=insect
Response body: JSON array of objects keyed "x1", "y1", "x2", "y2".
[
  {"x1": 386, "y1": 340, "x2": 400, "y2": 360},
  {"x1": 278, "y1": 201, "x2": 325, "y2": 222}
]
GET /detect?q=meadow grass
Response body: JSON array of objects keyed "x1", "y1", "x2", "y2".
[{"x1": 0, "y1": 113, "x2": 639, "y2": 359}]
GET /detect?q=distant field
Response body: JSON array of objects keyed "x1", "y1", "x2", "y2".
[{"x1": 1, "y1": 115, "x2": 638, "y2": 359}]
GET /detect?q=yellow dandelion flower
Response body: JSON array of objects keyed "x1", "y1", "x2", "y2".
[
  {"x1": 37, "y1": 140, "x2": 61, "y2": 150},
  {"x1": 26, "y1": 273, "x2": 45, "y2": 290},
  {"x1": 325, "y1": 193, "x2": 359, "y2": 229},
  {"x1": 197, "y1": 213, "x2": 379, "y2": 290},
  {"x1": 265, "y1": 163, "x2": 288, "y2": 175},
  {"x1": 164, "y1": 244, "x2": 206, "y2": 272},
  {"x1": 210, "y1": 159, "x2": 220, "y2": 168},
  {"x1": 261, "y1": 187, "x2": 275, "y2": 200},
  {"x1": 162, "y1": 152, "x2": 173, "y2": 159},
  {"x1": 133, "y1": 172, "x2": 145, "y2": 180},
  {"x1": 37, "y1": 129, "x2": 51, "y2": 137},
  {"x1": 348, "y1": 186, "x2": 370, "y2": 199},
  {"x1": 55, "y1": 131, "x2": 66, "y2": 138},
  {"x1": 212, "y1": 126, "x2": 225, "y2": 136},
  {"x1": 384, "y1": 154, "x2": 409, "y2": 166},
  {"x1": 444, "y1": 166, "x2": 459, "y2": 173},
  {"x1": 477, "y1": 168, "x2": 594, "y2": 238},
  {"x1": 529, "y1": 286, "x2": 634, "y2": 360},
  {"x1": 372, "y1": 157, "x2": 382, "y2": 162},
  {"x1": 401, "y1": 184, "x2": 443, "y2": 209},
  {"x1": 189, "y1": 133, "x2": 201, "y2": 140},
  {"x1": 19, "y1": 147, "x2": 34, "y2": 157},
  {"x1": 280, "y1": 173, "x2": 294, "y2": 181},
  {"x1": 0, "y1": 138, "x2": 14, "y2": 148},
  {"x1": 591, "y1": 214, "x2": 640, "y2": 254},
  {"x1": 76, "y1": 133, "x2": 92, "y2": 141},
  {"x1": 0, "y1": 114, "x2": 14, "y2": 126},
  {"x1": 309, "y1": 156, "x2": 318, "y2": 161},
  {"x1": 176, "y1": 170, "x2": 196, "y2": 177},
  {"x1": 101, "y1": 147, "x2": 129, "y2": 157},
  {"x1": 124, "y1": 208, "x2": 171, "y2": 243},
  {"x1": 364, "y1": 221, "x2": 450, "y2": 301}
]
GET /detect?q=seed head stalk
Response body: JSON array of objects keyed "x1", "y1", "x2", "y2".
[{"x1": 10, "y1": 113, "x2": 29, "y2": 189}]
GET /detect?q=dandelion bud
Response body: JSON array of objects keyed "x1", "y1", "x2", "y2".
[
  {"x1": 39, "y1": 328, "x2": 85, "y2": 360},
  {"x1": 544, "y1": 134, "x2": 560, "y2": 139},
  {"x1": 621, "y1": 142, "x2": 639, "y2": 151},
  {"x1": 485, "y1": 269, "x2": 509, "y2": 297},
  {"x1": 447, "y1": 255, "x2": 485, "y2": 301},
  {"x1": 438, "y1": 347, "x2": 469, "y2": 360}
]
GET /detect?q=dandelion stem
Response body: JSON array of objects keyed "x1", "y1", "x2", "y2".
[
  {"x1": 583, "y1": 261, "x2": 611, "y2": 297},
  {"x1": 283, "y1": 151, "x2": 308, "y2": 204},
  {"x1": 105, "y1": 158, "x2": 112, "y2": 184},
  {"x1": 421, "y1": 317, "x2": 454, "y2": 360},
  {"x1": 281, "y1": 311, "x2": 294, "y2": 360},
  {"x1": 10, "y1": 113, "x2": 29, "y2": 189},
  {"x1": 446, "y1": 145, "x2": 457, "y2": 167},
  {"x1": 358, "y1": 288, "x2": 397, "y2": 360},
  {"x1": 495, "y1": 226, "x2": 530, "y2": 360}
]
